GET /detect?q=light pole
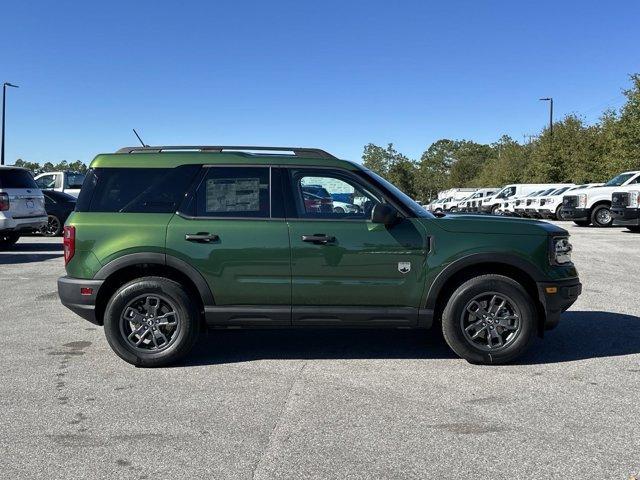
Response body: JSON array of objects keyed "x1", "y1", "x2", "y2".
[
  {"x1": 1, "y1": 82, "x2": 19, "y2": 166},
  {"x1": 539, "y1": 97, "x2": 553, "y2": 137}
]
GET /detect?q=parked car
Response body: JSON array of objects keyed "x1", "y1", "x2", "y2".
[
  {"x1": 538, "y1": 185, "x2": 595, "y2": 220},
  {"x1": 481, "y1": 184, "x2": 565, "y2": 215},
  {"x1": 58, "y1": 145, "x2": 581, "y2": 367},
  {"x1": 40, "y1": 190, "x2": 77, "y2": 236},
  {"x1": 562, "y1": 171, "x2": 640, "y2": 227},
  {"x1": 611, "y1": 189, "x2": 640, "y2": 233},
  {"x1": 521, "y1": 187, "x2": 569, "y2": 218},
  {"x1": 0, "y1": 166, "x2": 47, "y2": 248},
  {"x1": 332, "y1": 200, "x2": 360, "y2": 214},
  {"x1": 464, "y1": 188, "x2": 498, "y2": 213},
  {"x1": 34, "y1": 171, "x2": 86, "y2": 198}
]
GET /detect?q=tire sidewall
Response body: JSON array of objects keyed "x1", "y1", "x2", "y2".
[
  {"x1": 103, "y1": 277, "x2": 199, "y2": 367},
  {"x1": 441, "y1": 275, "x2": 536, "y2": 364},
  {"x1": 591, "y1": 205, "x2": 613, "y2": 227}
]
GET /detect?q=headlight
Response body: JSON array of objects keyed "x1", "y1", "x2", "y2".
[
  {"x1": 629, "y1": 191, "x2": 640, "y2": 208},
  {"x1": 550, "y1": 236, "x2": 573, "y2": 265},
  {"x1": 577, "y1": 194, "x2": 587, "y2": 208}
]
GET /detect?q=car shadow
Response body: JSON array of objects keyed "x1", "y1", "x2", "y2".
[
  {"x1": 178, "y1": 310, "x2": 640, "y2": 367},
  {"x1": 0, "y1": 241, "x2": 63, "y2": 264}
]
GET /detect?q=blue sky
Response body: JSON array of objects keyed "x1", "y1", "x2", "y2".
[{"x1": 1, "y1": 0, "x2": 639, "y2": 165}]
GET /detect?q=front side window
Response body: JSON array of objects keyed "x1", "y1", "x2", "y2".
[
  {"x1": 194, "y1": 167, "x2": 270, "y2": 218},
  {"x1": 290, "y1": 170, "x2": 381, "y2": 219},
  {"x1": 605, "y1": 173, "x2": 636, "y2": 187}
]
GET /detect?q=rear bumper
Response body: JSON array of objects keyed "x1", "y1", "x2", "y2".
[
  {"x1": 57, "y1": 276, "x2": 104, "y2": 325},
  {"x1": 562, "y1": 207, "x2": 589, "y2": 221},
  {"x1": 537, "y1": 278, "x2": 582, "y2": 331},
  {"x1": 0, "y1": 214, "x2": 48, "y2": 233}
]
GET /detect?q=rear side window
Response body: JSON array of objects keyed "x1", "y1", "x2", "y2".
[
  {"x1": 76, "y1": 166, "x2": 200, "y2": 213},
  {"x1": 193, "y1": 166, "x2": 270, "y2": 218},
  {"x1": 0, "y1": 169, "x2": 37, "y2": 189},
  {"x1": 65, "y1": 173, "x2": 85, "y2": 189}
]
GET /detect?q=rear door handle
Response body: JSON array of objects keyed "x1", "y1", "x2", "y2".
[
  {"x1": 301, "y1": 234, "x2": 336, "y2": 245},
  {"x1": 185, "y1": 232, "x2": 219, "y2": 243}
]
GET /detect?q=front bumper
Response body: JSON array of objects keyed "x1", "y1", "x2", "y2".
[
  {"x1": 562, "y1": 207, "x2": 589, "y2": 221},
  {"x1": 538, "y1": 208, "x2": 554, "y2": 218},
  {"x1": 611, "y1": 207, "x2": 640, "y2": 223},
  {"x1": 537, "y1": 278, "x2": 582, "y2": 331},
  {"x1": 57, "y1": 276, "x2": 105, "y2": 325}
]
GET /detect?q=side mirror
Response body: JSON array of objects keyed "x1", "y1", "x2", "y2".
[{"x1": 371, "y1": 203, "x2": 399, "y2": 226}]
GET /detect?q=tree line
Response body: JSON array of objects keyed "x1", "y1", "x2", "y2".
[
  {"x1": 363, "y1": 74, "x2": 640, "y2": 201},
  {"x1": 12, "y1": 159, "x2": 88, "y2": 175}
]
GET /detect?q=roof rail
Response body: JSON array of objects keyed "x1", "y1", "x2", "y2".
[{"x1": 115, "y1": 145, "x2": 337, "y2": 159}]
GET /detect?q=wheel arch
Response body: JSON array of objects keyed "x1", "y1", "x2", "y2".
[
  {"x1": 426, "y1": 254, "x2": 546, "y2": 334},
  {"x1": 93, "y1": 253, "x2": 214, "y2": 325}
]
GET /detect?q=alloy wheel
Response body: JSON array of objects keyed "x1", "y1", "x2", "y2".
[
  {"x1": 460, "y1": 292, "x2": 521, "y2": 351},
  {"x1": 42, "y1": 215, "x2": 61, "y2": 236},
  {"x1": 119, "y1": 294, "x2": 181, "y2": 352}
]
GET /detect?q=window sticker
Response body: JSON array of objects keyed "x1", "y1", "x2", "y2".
[{"x1": 206, "y1": 177, "x2": 262, "y2": 212}]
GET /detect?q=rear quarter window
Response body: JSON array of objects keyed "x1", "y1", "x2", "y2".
[
  {"x1": 0, "y1": 169, "x2": 38, "y2": 189},
  {"x1": 76, "y1": 166, "x2": 200, "y2": 213}
]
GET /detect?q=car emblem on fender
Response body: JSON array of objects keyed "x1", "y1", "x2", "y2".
[{"x1": 398, "y1": 262, "x2": 411, "y2": 274}]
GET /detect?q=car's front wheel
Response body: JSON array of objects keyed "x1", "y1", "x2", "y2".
[
  {"x1": 591, "y1": 204, "x2": 613, "y2": 227},
  {"x1": 441, "y1": 274, "x2": 537, "y2": 364},
  {"x1": 555, "y1": 205, "x2": 566, "y2": 221},
  {"x1": 103, "y1": 277, "x2": 201, "y2": 367}
]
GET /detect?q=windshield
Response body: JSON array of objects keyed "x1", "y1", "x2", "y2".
[
  {"x1": 550, "y1": 186, "x2": 570, "y2": 196},
  {"x1": 604, "y1": 173, "x2": 636, "y2": 186},
  {"x1": 364, "y1": 169, "x2": 430, "y2": 217}
]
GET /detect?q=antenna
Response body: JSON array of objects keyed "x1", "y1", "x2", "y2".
[{"x1": 132, "y1": 128, "x2": 147, "y2": 147}]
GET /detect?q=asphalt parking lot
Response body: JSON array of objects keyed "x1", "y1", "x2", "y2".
[{"x1": 1, "y1": 222, "x2": 639, "y2": 479}]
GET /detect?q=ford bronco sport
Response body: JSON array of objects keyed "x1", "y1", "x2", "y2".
[{"x1": 57, "y1": 146, "x2": 581, "y2": 367}]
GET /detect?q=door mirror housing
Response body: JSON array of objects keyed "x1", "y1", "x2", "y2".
[{"x1": 371, "y1": 203, "x2": 399, "y2": 226}]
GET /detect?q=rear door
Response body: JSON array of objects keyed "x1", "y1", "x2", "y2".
[
  {"x1": 0, "y1": 169, "x2": 45, "y2": 218},
  {"x1": 166, "y1": 165, "x2": 291, "y2": 326},
  {"x1": 283, "y1": 167, "x2": 429, "y2": 326}
]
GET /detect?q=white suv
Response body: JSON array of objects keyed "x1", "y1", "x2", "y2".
[{"x1": 0, "y1": 166, "x2": 47, "y2": 248}]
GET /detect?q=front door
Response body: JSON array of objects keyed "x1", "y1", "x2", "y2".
[
  {"x1": 284, "y1": 168, "x2": 429, "y2": 326},
  {"x1": 166, "y1": 166, "x2": 291, "y2": 326}
]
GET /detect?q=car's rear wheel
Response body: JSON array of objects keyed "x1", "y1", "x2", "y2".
[
  {"x1": 103, "y1": 277, "x2": 200, "y2": 367},
  {"x1": 333, "y1": 206, "x2": 345, "y2": 213},
  {"x1": 441, "y1": 274, "x2": 536, "y2": 365},
  {"x1": 591, "y1": 204, "x2": 613, "y2": 227},
  {"x1": 0, "y1": 232, "x2": 20, "y2": 249},
  {"x1": 41, "y1": 215, "x2": 62, "y2": 236}
]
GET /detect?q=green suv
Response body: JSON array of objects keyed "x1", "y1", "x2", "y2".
[{"x1": 57, "y1": 146, "x2": 581, "y2": 366}]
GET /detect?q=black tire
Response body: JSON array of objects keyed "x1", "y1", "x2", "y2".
[
  {"x1": 449, "y1": 207, "x2": 458, "y2": 213},
  {"x1": 333, "y1": 206, "x2": 345, "y2": 214},
  {"x1": 41, "y1": 215, "x2": 62, "y2": 236},
  {"x1": 590, "y1": 204, "x2": 614, "y2": 227},
  {"x1": 490, "y1": 205, "x2": 500, "y2": 215},
  {"x1": 627, "y1": 226, "x2": 640, "y2": 233},
  {"x1": 103, "y1": 276, "x2": 201, "y2": 367},
  {"x1": 573, "y1": 220, "x2": 590, "y2": 227},
  {"x1": 0, "y1": 232, "x2": 20, "y2": 250},
  {"x1": 555, "y1": 205, "x2": 566, "y2": 221},
  {"x1": 441, "y1": 274, "x2": 537, "y2": 365}
]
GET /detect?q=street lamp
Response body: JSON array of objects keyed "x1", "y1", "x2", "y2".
[
  {"x1": 539, "y1": 97, "x2": 553, "y2": 137},
  {"x1": 1, "y1": 82, "x2": 20, "y2": 166}
]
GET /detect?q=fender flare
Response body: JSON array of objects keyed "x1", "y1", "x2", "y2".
[
  {"x1": 94, "y1": 252, "x2": 215, "y2": 306},
  {"x1": 424, "y1": 252, "x2": 545, "y2": 310}
]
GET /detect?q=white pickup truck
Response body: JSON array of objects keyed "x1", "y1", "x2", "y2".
[
  {"x1": 34, "y1": 171, "x2": 85, "y2": 198},
  {"x1": 562, "y1": 171, "x2": 640, "y2": 227}
]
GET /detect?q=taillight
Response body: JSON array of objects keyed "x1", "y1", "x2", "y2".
[
  {"x1": 63, "y1": 225, "x2": 75, "y2": 265},
  {"x1": 0, "y1": 193, "x2": 9, "y2": 211}
]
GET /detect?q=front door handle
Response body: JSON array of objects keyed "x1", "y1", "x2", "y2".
[
  {"x1": 185, "y1": 232, "x2": 219, "y2": 243},
  {"x1": 301, "y1": 234, "x2": 336, "y2": 245}
]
